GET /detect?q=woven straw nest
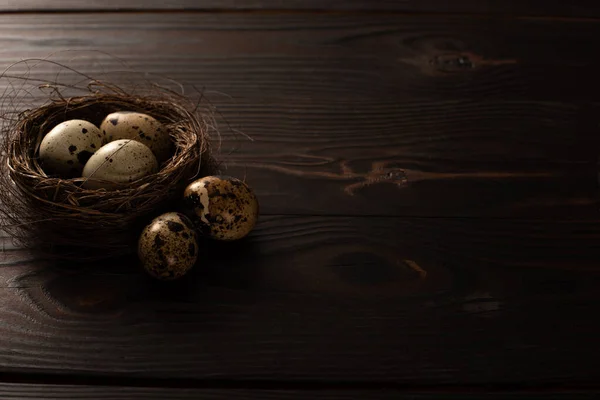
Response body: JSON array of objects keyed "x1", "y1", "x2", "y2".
[{"x1": 0, "y1": 78, "x2": 218, "y2": 261}]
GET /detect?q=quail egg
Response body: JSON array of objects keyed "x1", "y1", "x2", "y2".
[
  {"x1": 82, "y1": 139, "x2": 158, "y2": 190},
  {"x1": 100, "y1": 111, "x2": 172, "y2": 163},
  {"x1": 183, "y1": 175, "x2": 259, "y2": 241},
  {"x1": 39, "y1": 119, "x2": 105, "y2": 177},
  {"x1": 138, "y1": 212, "x2": 199, "y2": 280}
]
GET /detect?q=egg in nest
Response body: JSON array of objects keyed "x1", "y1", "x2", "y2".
[
  {"x1": 39, "y1": 119, "x2": 105, "y2": 177},
  {"x1": 100, "y1": 111, "x2": 172, "y2": 163},
  {"x1": 138, "y1": 212, "x2": 199, "y2": 280},
  {"x1": 82, "y1": 139, "x2": 158, "y2": 190},
  {"x1": 183, "y1": 175, "x2": 259, "y2": 241}
]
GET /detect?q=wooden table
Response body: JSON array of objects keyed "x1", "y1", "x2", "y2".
[{"x1": 0, "y1": 2, "x2": 599, "y2": 398}]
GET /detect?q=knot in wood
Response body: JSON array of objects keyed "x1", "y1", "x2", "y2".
[{"x1": 431, "y1": 53, "x2": 474, "y2": 72}]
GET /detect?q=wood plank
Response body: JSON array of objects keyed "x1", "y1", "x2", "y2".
[
  {"x1": 0, "y1": 385, "x2": 597, "y2": 400},
  {"x1": 0, "y1": 217, "x2": 598, "y2": 384},
  {"x1": 0, "y1": 0, "x2": 599, "y2": 18},
  {"x1": 2, "y1": 14, "x2": 600, "y2": 102},
  {"x1": 218, "y1": 99, "x2": 599, "y2": 216},
  {"x1": 0, "y1": 384, "x2": 596, "y2": 400},
  {"x1": 0, "y1": 13, "x2": 599, "y2": 217}
]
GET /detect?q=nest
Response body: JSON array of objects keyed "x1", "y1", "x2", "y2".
[{"x1": 0, "y1": 81, "x2": 217, "y2": 261}]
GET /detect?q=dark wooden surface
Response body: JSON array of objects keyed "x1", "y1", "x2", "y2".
[
  {"x1": 0, "y1": 217, "x2": 600, "y2": 385},
  {"x1": 0, "y1": 3, "x2": 599, "y2": 399},
  {"x1": 0, "y1": 384, "x2": 597, "y2": 400}
]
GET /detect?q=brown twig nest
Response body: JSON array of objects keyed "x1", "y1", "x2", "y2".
[{"x1": 0, "y1": 78, "x2": 218, "y2": 261}]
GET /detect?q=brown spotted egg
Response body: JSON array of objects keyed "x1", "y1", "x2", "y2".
[
  {"x1": 138, "y1": 212, "x2": 199, "y2": 280},
  {"x1": 100, "y1": 111, "x2": 172, "y2": 163},
  {"x1": 82, "y1": 139, "x2": 158, "y2": 190},
  {"x1": 39, "y1": 119, "x2": 105, "y2": 177},
  {"x1": 183, "y1": 175, "x2": 259, "y2": 241}
]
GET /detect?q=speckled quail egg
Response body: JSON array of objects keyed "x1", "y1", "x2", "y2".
[
  {"x1": 82, "y1": 139, "x2": 158, "y2": 190},
  {"x1": 39, "y1": 119, "x2": 105, "y2": 177},
  {"x1": 183, "y1": 175, "x2": 259, "y2": 241},
  {"x1": 138, "y1": 212, "x2": 199, "y2": 280},
  {"x1": 100, "y1": 111, "x2": 172, "y2": 163}
]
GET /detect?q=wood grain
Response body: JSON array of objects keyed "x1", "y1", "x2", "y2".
[
  {"x1": 218, "y1": 101, "x2": 599, "y2": 216},
  {"x1": 2, "y1": 14, "x2": 600, "y2": 102},
  {"x1": 0, "y1": 384, "x2": 596, "y2": 400},
  {"x1": 0, "y1": 13, "x2": 599, "y2": 217},
  {"x1": 0, "y1": 10, "x2": 599, "y2": 391},
  {"x1": 0, "y1": 0, "x2": 599, "y2": 18},
  {"x1": 0, "y1": 217, "x2": 598, "y2": 384}
]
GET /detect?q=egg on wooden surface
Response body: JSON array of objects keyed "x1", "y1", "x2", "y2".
[
  {"x1": 100, "y1": 111, "x2": 172, "y2": 163},
  {"x1": 82, "y1": 139, "x2": 158, "y2": 190},
  {"x1": 183, "y1": 175, "x2": 259, "y2": 241},
  {"x1": 138, "y1": 212, "x2": 199, "y2": 280},
  {"x1": 39, "y1": 119, "x2": 104, "y2": 177}
]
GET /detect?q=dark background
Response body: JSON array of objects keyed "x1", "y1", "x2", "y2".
[{"x1": 0, "y1": 1, "x2": 599, "y2": 398}]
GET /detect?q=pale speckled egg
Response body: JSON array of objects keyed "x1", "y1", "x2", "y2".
[
  {"x1": 100, "y1": 111, "x2": 172, "y2": 163},
  {"x1": 82, "y1": 139, "x2": 158, "y2": 190},
  {"x1": 39, "y1": 119, "x2": 105, "y2": 177},
  {"x1": 138, "y1": 212, "x2": 199, "y2": 280},
  {"x1": 183, "y1": 175, "x2": 259, "y2": 241}
]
